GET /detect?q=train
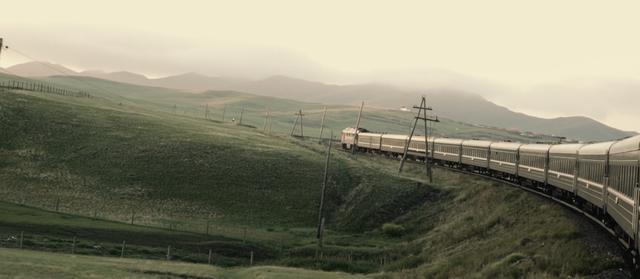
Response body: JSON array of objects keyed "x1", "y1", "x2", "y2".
[{"x1": 341, "y1": 127, "x2": 640, "y2": 261}]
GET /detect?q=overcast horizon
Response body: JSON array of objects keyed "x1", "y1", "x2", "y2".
[{"x1": 1, "y1": 0, "x2": 638, "y2": 132}]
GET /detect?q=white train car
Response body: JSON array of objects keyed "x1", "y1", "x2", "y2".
[
  {"x1": 518, "y1": 144, "x2": 552, "y2": 184},
  {"x1": 606, "y1": 137, "x2": 640, "y2": 239},
  {"x1": 489, "y1": 142, "x2": 522, "y2": 176},
  {"x1": 577, "y1": 141, "x2": 616, "y2": 208},
  {"x1": 461, "y1": 140, "x2": 492, "y2": 169},
  {"x1": 548, "y1": 144, "x2": 583, "y2": 193}
]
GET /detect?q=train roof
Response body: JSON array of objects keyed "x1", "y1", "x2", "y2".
[
  {"x1": 462, "y1": 140, "x2": 492, "y2": 148},
  {"x1": 579, "y1": 141, "x2": 616, "y2": 155},
  {"x1": 435, "y1": 138, "x2": 464, "y2": 145},
  {"x1": 549, "y1": 143, "x2": 584, "y2": 155},
  {"x1": 409, "y1": 135, "x2": 436, "y2": 141},
  {"x1": 490, "y1": 141, "x2": 523, "y2": 151},
  {"x1": 520, "y1": 144, "x2": 552, "y2": 153},
  {"x1": 610, "y1": 135, "x2": 640, "y2": 154},
  {"x1": 359, "y1": 132, "x2": 382, "y2": 137},
  {"x1": 342, "y1": 127, "x2": 369, "y2": 133},
  {"x1": 382, "y1": 134, "x2": 409, "y2": 140}
]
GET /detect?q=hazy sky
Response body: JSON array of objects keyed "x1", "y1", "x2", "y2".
[{"x1": 1, "y1": 0, "x2": 638, "y2": 132}]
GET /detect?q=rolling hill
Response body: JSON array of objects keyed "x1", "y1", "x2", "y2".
[
  {"x1": 0, "y1": 72, "x2": 563, "y2": 143},
  {"x1": 0, "y1": 77, "x2": 629, "y2": 276},
  {"x1": 4, "y1": 61, "x2": 633, "y2": 141}
]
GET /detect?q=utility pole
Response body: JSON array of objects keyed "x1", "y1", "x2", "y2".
[
  {"x1": 238, "y1": 107, "x2": 244, "y2": 125},
  {"x1": 318, "y1": 106, "x2": 327, "y2": 143},
  {"x1": 398, "y1": 96, "x2": 439, "y2": 182},
  {"x1": 0, "y1": 38, "x2": 4, "y2": 62},
  {"x1": 316, "y1": 131, "x2": 333, "y2": 259},
  {"x1": 263, "y1": 110, "x2": 269, "y2": 132},
  {"x1": 290, "y1": 109, "x2": 304, "y2": 138},
  {"x1": 222, "y1": 105, "x2": 226, "y2": 122},
  {"x1": 351, "y1": 101, "x2": 364, "y2": 154}
]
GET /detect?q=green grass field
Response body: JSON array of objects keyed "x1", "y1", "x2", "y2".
[
  {"x1": 0, "y1": 75, "x2": 631, "y2": 277},
  {"x1": 0, "y1": 247, "x2": 369, "y2": 279}
]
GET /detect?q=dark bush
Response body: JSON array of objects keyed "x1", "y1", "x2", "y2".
[{"x1": 382, "y1": 223, "x2": 405, "y2": 238}]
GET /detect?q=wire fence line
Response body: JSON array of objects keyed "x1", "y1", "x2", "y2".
[
  {"x1": 0, "y1": 224, "x2": 390, "y2": 270},
  {"x1": 0, "y1": 80, "x2": 92, "y2": 98},
  {"x1": 0, "y1": 226, "x2": 258, "y2": 267}
]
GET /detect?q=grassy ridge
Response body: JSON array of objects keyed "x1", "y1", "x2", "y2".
[
  {"x1": 0, "y1": 79, "x2": 631, "y2": 277},
  {"x1": 0, "y1": 89, "x2": 426, "y2": 272}
]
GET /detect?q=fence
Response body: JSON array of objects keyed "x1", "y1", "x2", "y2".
[
  {"x1": 0, "y1": 80, "x2": 92, "y2": 98},
  {"x1": 0, "y1": 227, "x2": 391, "y2": 271},
  {"x1": 0, "y1": 229, "x2": 257, "y2": 267}
]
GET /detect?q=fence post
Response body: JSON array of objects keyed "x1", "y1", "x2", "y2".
[
  {"x1": 72, "y1": 236, "x2": 77, "y2": 254},
  {"x1": 19, "y1": 231, "x2": 24, "y2": 249},
  {"x1": 208, "y1": 249, "x2": 213, "y2": 265},
  {"x1": 250, "y1": 251, "x2": 254, "y2": 266},
  {"x1": 166, "y1": 245, "x2": 171, "y2": 261},
  {"x1": 243, "y1": 227, "x2": 247, "y2": 244},
  {"x1": 121, "y1": 241, "x2": 126, "y2": 257}
]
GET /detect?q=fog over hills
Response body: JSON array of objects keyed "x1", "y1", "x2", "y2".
[{"x1": 2, "y1": 61, "x2": 635, "y2": 141}]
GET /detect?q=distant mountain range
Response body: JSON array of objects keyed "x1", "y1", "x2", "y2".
[{"x1": 2, "y1": 61, "x2": 635, "y2": 141}]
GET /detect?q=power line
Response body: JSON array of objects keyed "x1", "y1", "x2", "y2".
[{"x1": 398, "y1": 96, "x2": 439, "y2": 182}]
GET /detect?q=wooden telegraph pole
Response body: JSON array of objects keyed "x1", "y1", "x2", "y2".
[
  {"x1": 0, "y1": 38, "x2": 4, "y2": 62},
  {"x1": 316, "y1": 130, "x2": 333, "y2": 260},
  {"x1": 398, "y1": 96, "x2": 439, "y2": 182},
  {"x1": 263, "y1": 110, "x2": 272, "y2": 132},
  {"x1": 351, "y1": 102, "x2": 364, "y2": 154},
  {"x1": 222, "y1": 105, "x2": 227, "y2": 122},
  {"x1": 318, "y1": 106, "x2": 327, "y2": 143},
  {"x1": 290, "y1": 109, "x2": 304, "y2": 138}
]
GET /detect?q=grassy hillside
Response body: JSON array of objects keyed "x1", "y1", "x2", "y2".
[
  {"x1": 1, "y1": 73, "x2": 560, "y2": 143},
  {"x1": 0, "y1": 88, "x2": 426, "y2": 272},
  {"x1": 0, "y1": 81, "x2": 631, "y2": 277},
  {"x1": 0, "y1": 89, "x2": 423, "y2": 230},
  {"x1": 0, "y1": 248, "x2": 368, "y2": 279},
  {"x1": 343, "y1": 155, "x2": 627, "y2": 277}
]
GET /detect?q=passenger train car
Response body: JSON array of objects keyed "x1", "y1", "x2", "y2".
[{"x1": 341, "y1": 127, "x2": 640, "y2": 259}]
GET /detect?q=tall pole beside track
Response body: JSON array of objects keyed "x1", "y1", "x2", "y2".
[
  {"x1": 291, "y1": 109, "x2": 305, "y2": 138},
  {"x1": 351, "y1": 101, "x2": 364, "y2": 154},
  {"x1": 316, "y1": 130, "x2": 333, "y2": 260},
  {"x1": 319, "y1": 106, "x2": 327, "y2": 143},
  {"x1": 398, "y1": 96, "x2": 439, "y2": 183}
]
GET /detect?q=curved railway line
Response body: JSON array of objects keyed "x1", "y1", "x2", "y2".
[{"x1": 339, "y1": 127, "x2": 640, "y2": 270}]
